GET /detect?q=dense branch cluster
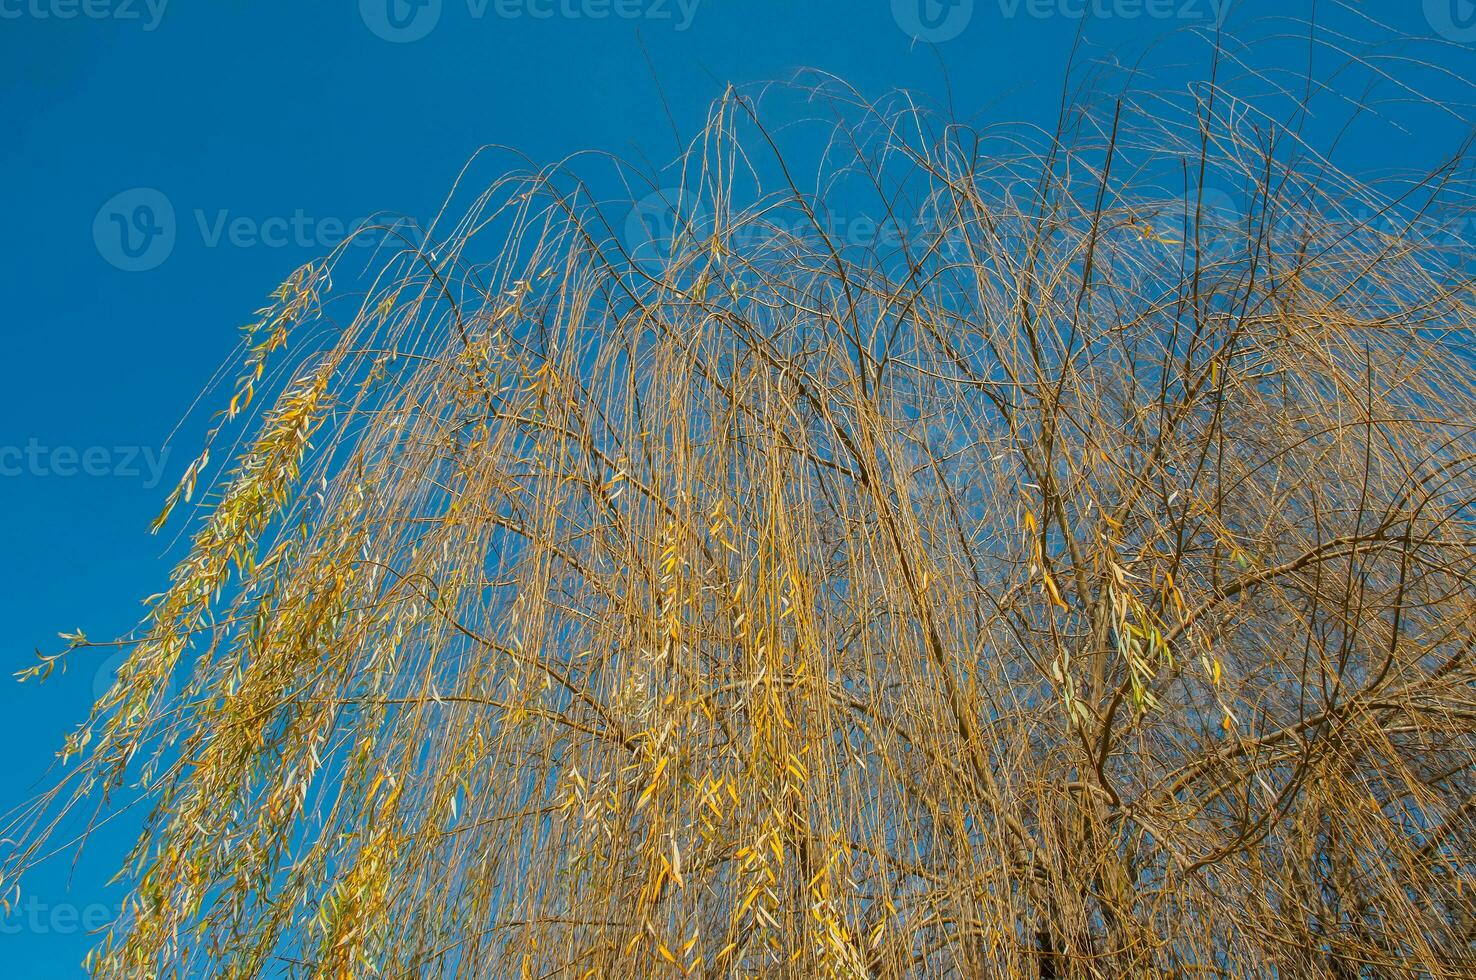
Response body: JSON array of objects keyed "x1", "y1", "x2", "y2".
[{"x1": 6, "y1": 68, "x2": 1476, "y2": 977}]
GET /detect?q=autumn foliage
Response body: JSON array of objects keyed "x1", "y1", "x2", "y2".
[{"x1": 7, "y1": 64, "x2": 1476, "y2": 977}]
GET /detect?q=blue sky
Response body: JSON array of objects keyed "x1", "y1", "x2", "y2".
[{"x1": 2, "y1": 1, "x2": 1474, "y2": 974}]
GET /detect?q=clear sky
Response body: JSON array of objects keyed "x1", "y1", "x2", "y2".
[{"x1": 3, "y1": 1, "x2": 1473, "y2": 974}]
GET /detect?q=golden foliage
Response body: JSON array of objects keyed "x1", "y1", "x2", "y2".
[{"x1": 8, "y1": 66, "x2": 1476, "y2": 978}]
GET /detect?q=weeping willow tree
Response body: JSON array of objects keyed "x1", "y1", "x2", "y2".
[{"x1": 7, "y1": 40, "x2": 1476, "y2": 979}]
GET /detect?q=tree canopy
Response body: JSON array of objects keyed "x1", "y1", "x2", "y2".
[{"x1": 7, "y1": 61, "x2": 1476, "y2": 978}]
